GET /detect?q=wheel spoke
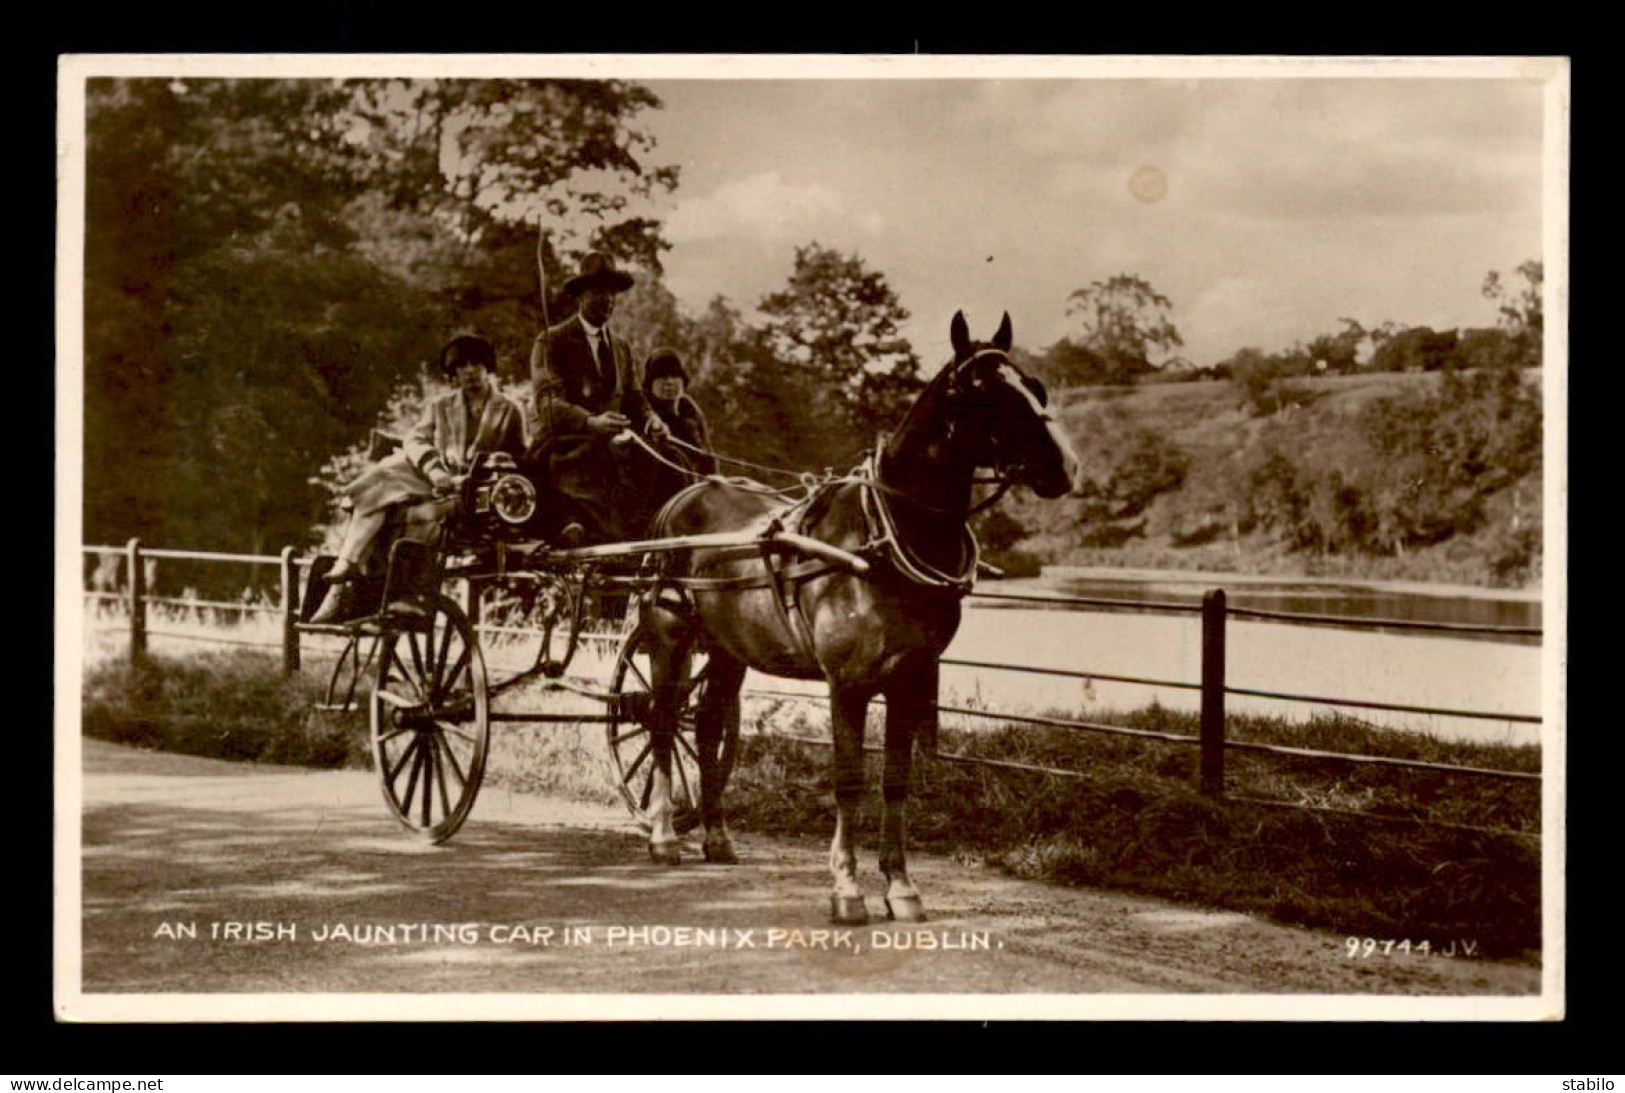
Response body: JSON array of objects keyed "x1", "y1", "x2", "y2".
[
  {"x1": 624, "y1": 740, "x2": 652, "y2": 782},
  {"x1": 429, "y1": 727, "x2": 448, "y2": 821},
  {"x1": 434, "y1": 721, "x2": 478, "y2": 747},
  {"x1": 376, "y1": 688, "x2": 417, "y2": 710},
  {"x1": 676, "y1": 732, "x2": 701, "y2": 765},
  {"x1": 387, "y1": 733, "x2": 420, "y2": 786},
  {"x1": 436, "y1": 730, "x2": 468, "y2": 788},
  {"x1": 407, "y1": 630, "x2": 428, "y2": 690},
  {"x1": 624, "y1": 655, "x2": 651, "y2": 694},
  {"x1": 375, "y1": 725, "x2": 412, "y2": 746},
  {"x1": 611, "y1": 725, "x2": 649, "y2": 747},
  {"x1": 386, "y1": 644, "x2": 418, "y2": 701},
  {"x1": 400, "y1": 740, "x2": 425, "y2": 816},
  {"x1": 431, "y1": 614, "x2": 455, "y2": 698},
  {"x1": 438, "y1": 644, "x2": 471, "y2": 703}
]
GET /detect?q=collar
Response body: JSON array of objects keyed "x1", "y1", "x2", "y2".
[{"x1": 579, "y1": 315, "x2": 609, "y2": 342}]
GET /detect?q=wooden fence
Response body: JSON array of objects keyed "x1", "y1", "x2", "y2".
[{"x1": 80, "y1": 540, "x2": 1544, "y2": 811}]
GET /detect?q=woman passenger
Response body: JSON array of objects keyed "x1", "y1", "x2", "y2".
[
  {"x1": 641, "y1": 348, "x2": 715, "y2": 475},
  {"x1": 310, "y1": 333, "x2": 526, "y2": 623}
]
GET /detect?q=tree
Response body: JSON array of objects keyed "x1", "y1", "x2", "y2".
[
  {"x1": 83, "y1": 77, "x2": 677, "y2": 578},
  {"x1": 1368, "y1": 326, "x2": 1461, "y2": 374},
  {"x1": 1064, "y1": 273, "x2": 1184, "y2": 383},
  {"x1": 1482, "y1": 259, "x2": 1544, "y2": 367},
  {"x1": 1301, "y1": 318, "x2": 1367, "y2": 375},
  {"x1": 338, "y1": 79, "x2": 679, "y2": 352},
  {"x1": 1457, "y1": 327, "x2": 1524, "y2": 371},
  {"x1": 757, "y1": 243, "x2": 924, "y2": 455},
  {"x1": 1026, "y1": 339, "x2": 1111, "y2": 388}
]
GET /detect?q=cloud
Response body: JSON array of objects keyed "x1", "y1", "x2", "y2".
[
  {"x1": 1184, "y1": 277, "x2": 1320, "y2": 365},
  {"x1": 957, "y1": 78, "x2": 1543, "y2": 222},
  {"x1": 665, "y1": 171, "x2": 884, "y2": 245}
]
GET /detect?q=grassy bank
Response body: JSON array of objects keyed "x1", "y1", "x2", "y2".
[
  {"x1": 81, "y1": 650, "x2": 1542, "y2": 959},
  {"x1": 1006, "y1": 370, "x2": 1544, "y2": 590}
]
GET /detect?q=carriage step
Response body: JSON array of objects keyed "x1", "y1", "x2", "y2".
[
  {"x1": 315, "y1": 702, "x2": 363, "y2": 713},
  {"x1": 295, "y1": 619, "x2": 389, "y2": 636},
  {"x1": 295, "y1": 610, "x2": 431, "y2": 636}
]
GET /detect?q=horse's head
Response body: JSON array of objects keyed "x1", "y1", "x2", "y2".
[{"x1": 941, "y1": 311, "x2": 1080, "y2": 499}]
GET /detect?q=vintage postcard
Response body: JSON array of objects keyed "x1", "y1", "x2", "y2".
[{"x1": 55, "y1": 53, "x2": 1569, "y2": 1021}]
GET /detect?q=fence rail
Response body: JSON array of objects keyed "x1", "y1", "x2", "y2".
[
  {"x1": 974, "y1": 587, "x2": 1541, "y2": 639},
  {"x1": 80, "y1": 542, "x2": 1544, "y2": 809}
]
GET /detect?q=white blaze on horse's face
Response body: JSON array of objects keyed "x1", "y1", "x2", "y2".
[
  {"x1": 994, "y1": 361, "x2": 1082, "y2": 491},
  {"x1": 964, "y1": 357, "x2": 1080, "y2": 499},
  {"x1": 946, "y1": 310, "x2": 1080, "y2": 497}
]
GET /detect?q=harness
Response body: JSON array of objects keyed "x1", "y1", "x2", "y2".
[
  {"x1": 625, "y1": 345, "x2": 1048, "y2": 675},
  {"x1": 637, "y1": 451, "x2": 985, "y2": 677}
]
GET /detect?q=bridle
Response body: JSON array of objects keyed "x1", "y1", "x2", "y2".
[
  {"x1": 624, "y1": 345, "x2": 1057, "y2": 594},
  {"x1": 854, "y1": 347, "x2": 1054, "y2": 592},
  {"x1": 903, "y1": 346, "x2": 1053, "y2": 516}
]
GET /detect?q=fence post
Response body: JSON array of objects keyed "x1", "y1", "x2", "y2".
[
  {"x1": 126, "y1": 537, "x2": 146, "y2": 668},
  {"x1": 280, "y1": 546, "x2": 301, "y2": 676},
  {"x1": 1200, "y1": 588, "x2": 1227, "y2": 797}
]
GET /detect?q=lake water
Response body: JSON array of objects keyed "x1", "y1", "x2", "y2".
[
  {"x1": 737, "y1": 569, "x2": 1548, "y2": 749},
  {"x1": 98, "y1": 566, "x2": 1549, "y2": 750},
  {"x1": 1049, "y1": 571, "x2": 1542, "y2": 634}
]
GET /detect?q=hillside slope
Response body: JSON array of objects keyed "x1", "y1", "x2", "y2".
[{"x1": 994, "y1": 370, "x2": 1544, "y2": 589}]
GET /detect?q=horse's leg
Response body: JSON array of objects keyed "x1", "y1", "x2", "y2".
[
  {"x1": 828, "y1": 686, "x2": 873, "y2": 925},
  {"x1": 879, "y1": 661, "x2": 935, "y2": 923},
  {"x1": 644, "y1": 609, "x2": 693, "y2": 866},
  {"x1": 697, "y1": 649, "x2": 746, "y2": 864}
]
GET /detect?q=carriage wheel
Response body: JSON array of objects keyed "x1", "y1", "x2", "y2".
[
  {"x1": 607, "y1": 625, "x2": 740, "y2": 836},
  {"x1": 369, "y1": 594, "x2": 490, "y2": 844}
]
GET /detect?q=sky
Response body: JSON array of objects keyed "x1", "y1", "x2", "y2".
[{"x1": 632, "y1": 74, "x2": 1548, "y2": 368}]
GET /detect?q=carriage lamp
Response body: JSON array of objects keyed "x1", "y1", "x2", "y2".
[{"x1": 487, "y1": 473, "x2": 538, "y2": 526}]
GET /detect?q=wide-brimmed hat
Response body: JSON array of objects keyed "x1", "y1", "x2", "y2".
[
  {"x1": 564, "y1": 251, "x2": 635, "y2": 296},
  {"x1": 439, "y1": 333, "x2": 497, "y2": 378},
  {"x1": 643, "y1": 348, "x2": 689, "y2": 389}
]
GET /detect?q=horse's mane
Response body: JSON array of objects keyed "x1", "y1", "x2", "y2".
[{"x1": 886, "y1": 352, "x2": 966, "y2": 452}]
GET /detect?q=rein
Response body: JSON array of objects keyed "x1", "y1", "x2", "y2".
[
  {"x1": 621, "y1": 344, "x2": 1052, "y2": 595},
  {"x1": 857, "y1": 450, "x2": 980, "y2": 594},
  {"x1": 621, "y1": 430, "x2": 819, "y2": 500}
]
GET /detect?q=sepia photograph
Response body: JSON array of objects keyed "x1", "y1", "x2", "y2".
[{"x1": 54, "y1": 54, "x2": 1568, "y2": 1021}]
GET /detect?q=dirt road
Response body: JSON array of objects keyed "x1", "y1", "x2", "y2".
[{"x1": 70, "y1": 740, "x2": 1541, "y2": 1013}]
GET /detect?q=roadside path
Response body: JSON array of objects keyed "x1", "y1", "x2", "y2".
[{"x1": 71, "y1": 740, "x2": 1542, "y2": 1012}]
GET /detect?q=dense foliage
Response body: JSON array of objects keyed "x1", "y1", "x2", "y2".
[
  {"x1": 81, "y1": 78, "x2": 1543, "y2": 591},
  {"x1": 85, "y1": 78, "x2": 676, "y2": 574}
]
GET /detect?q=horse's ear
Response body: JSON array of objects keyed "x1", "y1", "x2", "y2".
[
  {"x1": 950, "y1": 311, "x2": 971, "y2": 361},
  {"x1": 993, "y1": 312, "x2": 1013, "y2": 352}
]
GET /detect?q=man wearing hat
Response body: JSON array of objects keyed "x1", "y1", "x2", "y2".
[{"x1": 525, "y1": 251, "x2": 667, "y2": 543}]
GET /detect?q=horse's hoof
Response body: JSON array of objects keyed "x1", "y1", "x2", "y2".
[
  {"x1": 884, "y1": 895, "x2": 927, "y2": 923},
  {"x1": 702, "y1": 839, "x2": 739, "y2": 865},
  {"x1": 648, "y1": 840, "x2": 681, "y2": 866},
  {"x1": 830, "y1": 894, "x2": 870, "y2": 926}
]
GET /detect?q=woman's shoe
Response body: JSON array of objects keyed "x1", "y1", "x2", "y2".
[
  {"x1": 308, "y1": 583, "x2": 358, "y2": 625},
  {"x1": 325, "y1": 560, "x2": 360, "y2": 584}
]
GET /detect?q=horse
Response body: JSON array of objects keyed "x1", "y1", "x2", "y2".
[{"x1": 635, "y1": 311, "x2": 1080, "y2": 925}]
